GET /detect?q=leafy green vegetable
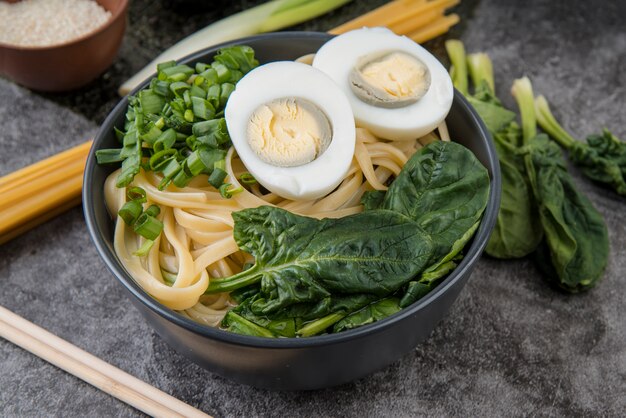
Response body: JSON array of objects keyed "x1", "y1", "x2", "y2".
[
  {"x1": 447, "y1": 44, "x2": 542, "y2": 259},
  {"x1": 512, "y1": 77, "x2": 609, "y2": 292},
  {"x1": 97, "y1": 46, "x2": 259, "y2": 191},
  {"x1": 486, "y1": 123, "x2": 543, "y2": 258},
  {"x1": 333, "y1": 298, "x2": 402, "y2": 333},
  {"x1": 208, "y1": 141, "x2": 490, "y2": 336},
  {"x1": 381, "y1": 140, "x2": 490, "y2": 263},
  {"x1": 208, "y1": 207, "x2": 435, "y2": 308},
  {"x1": 535, "y1": 95, "x2": 626, "y2": 196}
]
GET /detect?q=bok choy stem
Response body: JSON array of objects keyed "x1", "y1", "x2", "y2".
[
  {"x1": 511, "y1": 77, "x2": 537, "y2": 144},
  {"x1": 445, "y1": 39, "x2": 469, "y2": 96},
  {"x1": 467, "y1": 52, "x2": 495, "y2": 94},
  {"x1": 534, "y1": 95, "x2": 577, "y2": 149}
]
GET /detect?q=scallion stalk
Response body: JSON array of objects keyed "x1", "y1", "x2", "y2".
[{"x1": 119, "y1": 0, "x2": 353, "y2": 95}]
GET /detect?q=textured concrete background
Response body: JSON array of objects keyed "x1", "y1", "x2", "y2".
[{"x1": 1, "y1": 0, "x2": 625, "y2": 416}]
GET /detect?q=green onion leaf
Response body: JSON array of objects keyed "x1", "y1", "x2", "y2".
[
  {"x1": 144, "y1": 204, "x2": 161, "y2": 217},
  {"x1": 157, "y1": 61, "x2": 176, "y2": 71},
  {"x1": 133, "y1": 239, "x2": 155, "y2": 257},
  {"x1": 186, "y1": 150, "x2": 209, "y2": 176},
  {"x1": 219, "y1": 183, "x2": 243, "y2": 199},
  {"x1": 197, "y1": 148, "x2": 226, "y2": 171},
  {"x1": 139, "y1": 90, "x2": 165, "y2": 115},
  {"x1": 133, "y1": 213, "x2": 163, "y2": 240},
  {"x1": 149, "y1": 149, "x2": 177, "y2": 171},
  {"x1": 212, "y1": 62, "x2": 231, "y2": 83},
  {"x1": 153, "y1": 128, "x2": 177, "y2": 152},
  {"x1": 95, "y1": 148, "x2": 124, "y2": 164},
  {"x1": 184, "y1": 109, "x2": 195, "y2": 123},
  {"x1": 208, "y1": 167, "x2": 228, "y2": 188},
  {"x1": 170, "y1": 81, "x2": 190, "y2": 97},
  {"x1": 126, "y1": 186, "x2": 147, "y2": 202},
  {"x1": 219, "y1": 83, "x2": 235, "y2": 108},
  {"x1": 118, "y1": 200, "x2": 143, "y2": 225},
  {"x1": 191, "y1": 97, "x2": 216, "y2": 120},
  {"x1": 239, "y1": 172, "x2": 257, "y2": 185}
]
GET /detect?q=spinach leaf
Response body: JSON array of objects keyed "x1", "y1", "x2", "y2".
[
  {"x1": 486, "y1": 124, "x2": 544, "y2": 258},
  {"x1": 381, "y1": 140, "x2": 490, "y2": 263},
  {"x1": 521, "y1": 135, "x2": 609, "y2": 291},
  {"x1": 361, "y1": 190, "x2": 386, "y2": 210},
  {"x1": 207, "y1": 206, "x2": 434, "y2": 314},
  {"x1": 333, "y1": 297, "x2": 402, "y2": 333}
]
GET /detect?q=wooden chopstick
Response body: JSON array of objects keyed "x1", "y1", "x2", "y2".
[
  {"x1": 0, "y1": 305, "x2": 212, "y2": 418},
  {"x1": 0, "y1": 0, "x2": 460, "y2": 245}
]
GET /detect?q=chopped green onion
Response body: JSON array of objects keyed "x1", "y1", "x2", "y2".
[
  {"x1": 170, "y1": 81, "x2": 190, "y2": 96},
  {"x1": 160, "y1": 64, "x2": 194, "y2": 80},
  {"x1": 153, "y1": 128, "x2": 177, "y2": 152},
  {"x1": 239, "y1": 172, "x2": 257, "y2": 185},
  {"x1": 206, "y1": 84, "x2": 221, "y2": 109},
  {"x1": 158, "y1": 158, "x2": 182, "y2": 189},
  {"x1": 133, "y1": 213, "x2": 163, "y2": 240},
  {"x1": 157, "y1": 61, "x2": 176, "y2": 71},
  {"x1": 191, "y1": 97, "x2": 216, "y2": 120},
  {"x1": 208, "y1": 167, "x2": 228, "y2": 188},
  {"x1": 172, "y1": 163, "x2": 193, "y2": 188},
  {"x1": 126, "y1": 186, "x2": 146, "y2": 202},
  {"x1": 154, "y1": 117, "x2": 165, "y2": 130},
  {"x1": 197, "y1": 148, "x2": 226, "y2": 171},
  {"x1": 219, "y1": 83, "x2": 235, "y2": 108},
  {"x1": 186, "y1": 150, "x2": 209, "y2": 176},
  {"x1": 144, "y1": 204, "x2": 161, "y2": 217},
  {"x1": 199, "y1": 68, "x2": 218, "y2": 85},
  {"x1": 133, "y1": 239, "x2": 155, "y2": 257},
  {"x1": 212, "y1": 62, "x2": 231, "y2": 83},
  {"x1": 95, "y1": 148, "x2": 124, "y2": 164},
  {"x1": 139, "y1": 90, "x2": 165, "y2": 115},
  {"x1": 149, "y1": 149, "x2": 177, "y2": 171},
  {"x1": 184, "y1": 109, "x2": 195, "y2": 122},
  {"x1": 190, "y1": 84, "x2": 206, "y2": 98},
  {"x1": 219, "y1": 183, "x2": 243, "y2": 199},
  {"x1": 183, "y1": 90, "x2": 192, "y2": 107},
  {"x1": 214, "y1": 159, "x2": 226, "y2": 171},
  {"x1": 140, "y1": 124, "x2": 163, "y2": 144},
  {"x1": 118, "y1": 200, "x2": 143, "y2": 225}
]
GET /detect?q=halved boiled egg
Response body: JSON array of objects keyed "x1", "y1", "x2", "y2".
[
  {"x1": 225, "y1": 61, "x2": 355, "y2": 200},
  {"x1": 313, "y1": 27, "x2": 454, "y2": 141}
]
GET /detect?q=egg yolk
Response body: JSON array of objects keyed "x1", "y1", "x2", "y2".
[
  {"x1": 247, "y1": 98, "x2": 332, "y2": 167},
  {"x1": 350, "y1": 51, "x2": 431, "y2": 108}
]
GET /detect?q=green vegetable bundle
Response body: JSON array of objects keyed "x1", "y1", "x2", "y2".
[
  {"x1": 445, "y1": 40, "x2": 610, "y2": 292},
  {"x1": 206, "y1": 141, "x2": 491, "y2": 337},
  {"x1": 97, "y1": 46, "x2": 259, "y2": 193}
]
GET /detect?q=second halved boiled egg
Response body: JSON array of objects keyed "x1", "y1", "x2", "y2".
[
  {"x1": 313, "y1": 27, "x2": 454, "y2": 141},
  {"x1": 225, "y1": 61, "x2": 355, "y2": 200}
]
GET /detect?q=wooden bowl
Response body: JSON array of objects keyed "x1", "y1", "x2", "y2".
[{"x1": 0, "y1": 0, "x2": 128, "y2": 92}]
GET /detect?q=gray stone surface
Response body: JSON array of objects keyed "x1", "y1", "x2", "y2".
[{"x1": 1, "y1": 0, "x2": 625, "y2": 416}]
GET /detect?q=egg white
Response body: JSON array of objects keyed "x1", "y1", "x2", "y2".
[
  {"x1": 225, "y1": 61, "x2": 356, "y2": 201},
  {"x1": 313, "y1": 27, "x2": 454, "y2": 141}
]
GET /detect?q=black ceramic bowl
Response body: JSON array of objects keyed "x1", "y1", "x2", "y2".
[{"x1": 84, "y1": 32, "x2": 500, "y2": 390}]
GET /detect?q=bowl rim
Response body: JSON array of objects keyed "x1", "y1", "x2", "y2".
[
  {"x1": 0, "y1": 0, "x2": 129, "y2": 51},
  {"x1": 83, "y1": 31, "x2": 501, "y2": 349}
]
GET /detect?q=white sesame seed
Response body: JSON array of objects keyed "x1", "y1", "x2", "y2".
[{"x1": 0, "y1": 0, "x2": 112, "y2": 47}]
